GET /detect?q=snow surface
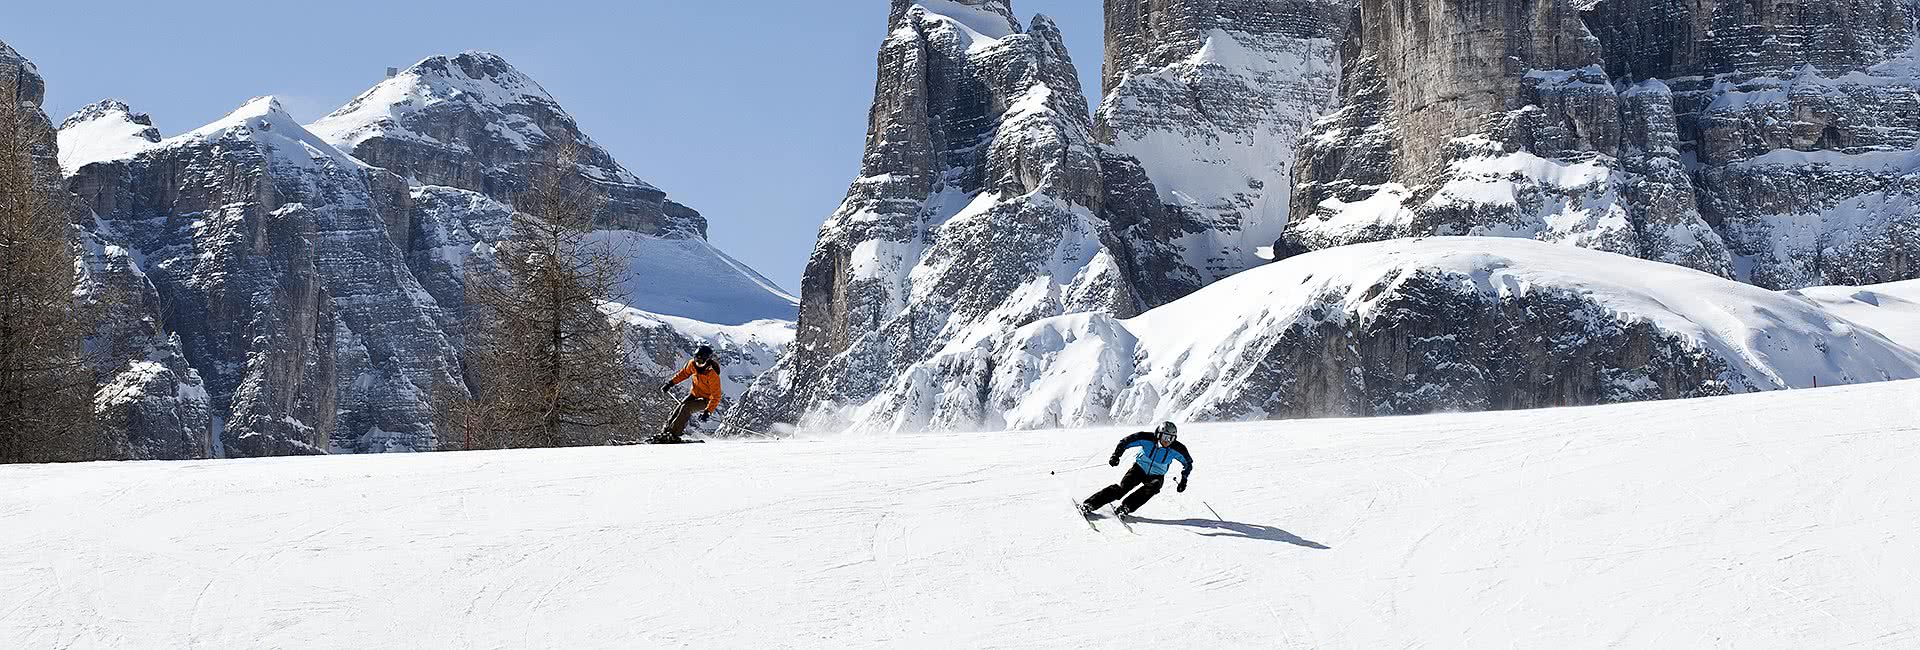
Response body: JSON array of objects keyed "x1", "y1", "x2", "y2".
[
  {"x1": 1794, "y1": 280, "x2": 1920, "y2": 351},
  {"x1": 914, "y1": 0, "x2": 1018, "y2": 44},
  {"x1": 3, "y1": 381, "x2": 1918, "y2": 647},
  {"x1": 588, "y1": 230, "x2": 798, "y2": 326},
  {"x1": 1100, "y1": 27, "x2": 1343, "y2": 282},
  {"x1": 176, "y1": 96, "x2": 373, "y2": 172},
  {"x1": 1113, "y1": 237, "x2": 1920, "y2": 392},
  {"x1": 55, "y1": 103, "x2": 159, "y2": 174}
]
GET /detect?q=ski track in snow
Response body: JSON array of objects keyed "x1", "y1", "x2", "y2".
[{"x1": 3, "y1": 381, "x2": 1919, "y2": 648}]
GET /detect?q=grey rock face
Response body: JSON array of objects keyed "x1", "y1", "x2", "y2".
[
  {"x1": 67, "y1": 98, "x2": 463, "y2": 456},
  {"x1": 78, "y1": 230, "x2": 213, "y2": 460},
  {"x1": 733, "y1": 1, "x2": 1158, "y2": 431},
  {"x1": 1099, "y1": 0, "x2": 1352, "y2": 289},
  {"x1": 308, "y1": 52, "x2": 707, "y2": 238},
  {"x1": 1284, "y1": 0, "x2": 1920, "y2": 289},
  {"x1": 403, "y1": 185, "x2": 512, "y2": 342}
]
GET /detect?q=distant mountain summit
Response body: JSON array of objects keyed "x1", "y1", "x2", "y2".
[
  {"x1": 56, "y1": 99, "x2": 160, "y2": 173},
  {"x1": 309, "y1": 51, "x2": 706, "y2": 238}
]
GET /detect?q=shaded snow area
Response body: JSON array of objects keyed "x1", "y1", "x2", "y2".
[
  {"x1": 900, "y1": 237, "x2": 1920, "y2": 432},
  {"x1": 1793, "y1": 280, "x2": 1920, "y2": 350},
  {"x1": 590, "y1": 230, "x2": 798, "y2": 326},
  {"x1": 1099, "y1": 27, "x2": 1343, "y2": 283},
  {"x1": 4, "y1": 381, "x2": 1917, "y2": 647}
]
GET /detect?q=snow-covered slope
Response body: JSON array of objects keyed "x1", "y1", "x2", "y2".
[
  {"x1": 591, "y1": 231, "x2": 798, "y2": 326},
  {"x1": 55, "y1": 100, "x2": 160, "y2": 174},
  {"x1": 1795, "y1": 279, "x2": 1920, "y2": 351},
  {"x1": 4, "y1": 380, "x2": 1917, "y2": 647},
  {"x1": 878, "y1": 237, "x2": 1920, "y2": 432},
  {"x1": 1098, "y1": 1, "x2": 1349, "y2": 284}
]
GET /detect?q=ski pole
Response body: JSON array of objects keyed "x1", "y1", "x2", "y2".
[
  {"x1": 1202, "y1": 500, "x2": 1225, "y2": 523},
  {"x1": 1050, "y1": 463, "x2": 1108, "y2": 475}
]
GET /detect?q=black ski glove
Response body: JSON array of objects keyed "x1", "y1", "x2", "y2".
[
  {"x1": 1108, "y1": 454, "x2": 1120, "y2": 467},
  {"x1": 660, "y1": 383, "x2": 674, "y2": 396},
  {"x1": 1177, "y1": 477, "x2": 1189, "y2": 493},
  {"x1": 699, "y1": 411, "x2": 711, "y2": 422}
]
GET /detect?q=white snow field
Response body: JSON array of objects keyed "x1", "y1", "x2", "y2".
[{"x1": 4, "y1": 381, "x2": 1918, "y2": 648}]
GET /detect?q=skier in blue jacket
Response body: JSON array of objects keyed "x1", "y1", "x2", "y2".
[{"x1": 1081, "y1": 422, "x2": 1193, "y2": 517}]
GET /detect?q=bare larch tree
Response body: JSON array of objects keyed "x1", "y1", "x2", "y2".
[
  {"x1": 437, "y1": 142, "x2": 643, "y2": 449},
  {"x1": 0, "y1": 62, "x2": 108, "y2": 463}
]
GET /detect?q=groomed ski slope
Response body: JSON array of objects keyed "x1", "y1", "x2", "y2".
[{"x1": 4, "y1": 381, "x2": 1918, "y2": 648}]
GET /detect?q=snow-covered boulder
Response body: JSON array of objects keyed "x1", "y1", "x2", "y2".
[{"x1": 866, "y1": 237, "x2": 1920, "y2": 432}]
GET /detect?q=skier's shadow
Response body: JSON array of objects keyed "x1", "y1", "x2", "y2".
[{"x1": 1127, "y1": 516, "x2": 1331, "y2": 549}]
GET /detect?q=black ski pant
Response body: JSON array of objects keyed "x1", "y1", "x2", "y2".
[
  {"x1": 1084, "y1": 465, "x2": 1165, "y2": 513},
  {"x1": 662, "y1": 396, "x2": 710, "y2": 437}
]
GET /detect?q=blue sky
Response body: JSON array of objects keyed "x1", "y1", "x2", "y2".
[{"x1": 6, "y1": 0, "x2": 1106, "y2": 292}]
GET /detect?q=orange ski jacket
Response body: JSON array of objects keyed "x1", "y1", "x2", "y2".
[{"x1": 670, "y1": 359, "x2": 723, "y2": 412}]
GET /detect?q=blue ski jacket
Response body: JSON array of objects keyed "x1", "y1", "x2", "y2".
[{"x1": 1113, "y1": 432, "x2": 1193, "y2": 479}]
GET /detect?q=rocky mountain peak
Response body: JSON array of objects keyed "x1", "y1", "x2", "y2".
[
  {"x1": 179, "y1": 95, "x2": 370, "y2": 173},
  {"x1": 56, "y1": 99, "x2": 163, "y2": 174},
  {"x1": 0, "y1": 40, "x2": 43, "y2": 107},
  {"x1": 308, "y1": 50, "x2": 705, "y2": 237},
  {"x1": 892, "y1": 0, "x2": 1020, "y2": 29},
  {"x1": 59, "y1": 99, "x2": 155, "y2": 131}
]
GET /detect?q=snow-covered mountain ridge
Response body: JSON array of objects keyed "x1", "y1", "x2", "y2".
[
  {"x1": 5, "y1": 379, "x2": 1917, "y2": 647},
  {"x1": 852, "y1": 236, "x2": 1920, "y2": 432}
]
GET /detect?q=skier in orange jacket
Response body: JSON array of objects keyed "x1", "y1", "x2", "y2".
[{"x1": 658, "y1": 345, "x2": 723, "y2": 442}]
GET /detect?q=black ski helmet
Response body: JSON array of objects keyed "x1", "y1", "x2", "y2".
[
  {"x1": 694, "y1": 345, "x2": 714, "y2": 360},
  {"x1": 1155, "y1": 421, "x2": 1178, "y2": 445}
]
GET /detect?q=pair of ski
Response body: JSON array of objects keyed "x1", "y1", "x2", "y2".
[{"x1": 1073, "y1": 499, "x2": 1135, "y2": 534}]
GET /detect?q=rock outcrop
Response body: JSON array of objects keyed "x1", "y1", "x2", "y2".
[
  {"x1": 1099, "y1": 0, "x2": 1351, "y2": 288},
  {"x1": 733, "y1": 0, "x2": 1160, "y2": 432},
  {"x1": 1282, "y1": 0, "x2": 1920, "y2": 290},
  {"x1": 78, "y1": 230, "x2": 213, "y2": 460}
]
